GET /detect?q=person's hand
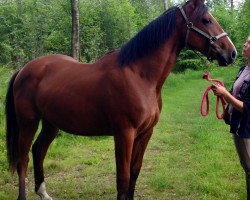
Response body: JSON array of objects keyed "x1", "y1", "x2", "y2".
[
  {"x1": 211, "y1": 84, "x2": 229, "y2": 97},
  {"x1": 212, "y1": 84, "x2": 243, "y2": 112}
]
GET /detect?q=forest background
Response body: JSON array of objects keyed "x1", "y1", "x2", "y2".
[
  {"x1": 0, "y1": 0, "x2": 250, "y2": 71},
  {"x1": 0, "y1": 1, "x2": 250, "y2": 199}
]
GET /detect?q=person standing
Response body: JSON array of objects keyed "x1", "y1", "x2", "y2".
[{"x1": 212, "y1": 35, "x2": 250, "y2": 200}]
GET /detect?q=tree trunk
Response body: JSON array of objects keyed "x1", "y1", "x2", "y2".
[
  {"x1": 71, "y1": 0, "x2": 80, "y2": 61},
  {"x1": 230, "y1": 0, "x2": 234, "y2": 10},
  {"x1": 14, "y1": 0, "x2": 23, "y2": 66},
  {"x1": 163, "y1": 0, "x2": 168, "y2": 10}
]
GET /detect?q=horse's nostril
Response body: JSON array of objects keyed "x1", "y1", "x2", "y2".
[{"x1": 231, "y1": 50, "x2": 237, "y2": 60}]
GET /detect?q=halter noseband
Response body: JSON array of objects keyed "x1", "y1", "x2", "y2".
[{"x1": 177, "y1": 5, "x2": 228, "y2": 61}]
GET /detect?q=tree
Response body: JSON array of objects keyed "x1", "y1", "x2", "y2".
[
  {"x1": 235, "y1": 0, "x2": 250, "y2": 52},
  {"x1": 230, "y1": 0, "x2": 234, "y2": 10},
  {"x1": 163, "y1": 0, "x2": 168, "y2": 10},
  {"x1": 71, "y1": 0, "x2": 80, "y2": 61}
]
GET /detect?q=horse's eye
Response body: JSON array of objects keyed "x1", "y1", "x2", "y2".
[{"x1": 202, "y1": 18, "x2": 211, "y2": 25}]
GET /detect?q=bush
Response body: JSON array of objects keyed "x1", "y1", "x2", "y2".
[{"x1": 174, "y1": 50, "x2": 207, "y2": 72}]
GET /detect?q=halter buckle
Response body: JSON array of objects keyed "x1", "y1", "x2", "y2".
[
  {"x1": 187, "y1": 22, "x2": 193, "y2": 29},
  {"x1": 210, "y1": 36, "x2": 217, "y2": 44}
]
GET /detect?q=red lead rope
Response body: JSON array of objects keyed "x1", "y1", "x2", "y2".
[{"x1": 200, "y1": 72, "x2": 227, "y2": 120}]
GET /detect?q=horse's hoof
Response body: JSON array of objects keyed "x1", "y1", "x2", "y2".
[{"x1": 37, "y1": 182, "x2": 53, "y2": 200}]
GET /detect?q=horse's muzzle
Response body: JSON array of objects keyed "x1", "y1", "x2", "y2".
[{"x1": 217, "y1": 49, "x2": 237, "y2": 66}]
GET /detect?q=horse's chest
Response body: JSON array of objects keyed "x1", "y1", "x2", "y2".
[
  {"x1": 138, "y1": 105, "x2": 160, "y2": 133},
  {"x1": 147, "y1": 108, "x2": 160, "y2": 123}
]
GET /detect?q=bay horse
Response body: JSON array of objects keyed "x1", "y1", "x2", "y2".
[{"x1": 5, "y1": 0, "x2": 236, "y2": 199}]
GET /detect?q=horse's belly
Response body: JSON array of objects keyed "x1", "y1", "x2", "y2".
[
  {"x1": 38, "y1": 97, "x2": 113, "y2": 136},
  {"x1": 46, "y1": 113, "x2": 113, "y2": 136}
]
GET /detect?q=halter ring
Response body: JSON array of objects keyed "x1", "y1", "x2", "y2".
[{"x1": 187, "y1": 22, "x2": 193, "y2": 29}]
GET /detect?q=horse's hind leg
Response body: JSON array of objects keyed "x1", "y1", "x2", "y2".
[
  {"x1": 17, "y1": 120, "x2": 39, "y2": 200},
  {"x1": 32, "y1": 119, "x2": 58, "y2": 200}
]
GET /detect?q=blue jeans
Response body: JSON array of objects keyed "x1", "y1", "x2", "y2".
[{"x1": 233, "y1": 134, "x2": 250, "y2": 197}]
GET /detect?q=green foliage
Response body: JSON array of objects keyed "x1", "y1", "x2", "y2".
[
  {"x1": 212, "y1": 4, "x2": 237, "y2": 43},
  {"x1": 99, "y1": 0, "x2": 137, "y2": 49},
  {"x1": 80, "y1": 0, "x2": 138, "y2": 62},
  {"x1": 0, "y1": 0, "x2": 249, "y2": 71},
  {"x1": 0, "y1": 0, "x2": 162, "y2": 66},
  {"x1": 79, "y1": 0, "x2": 106, "y2": 62},
  {"x1": 130, "y1": 0, "x2": 164, "y2": 28},
  {"x1": 174, "y1": 50, "x2": 207, "y2": 72},
  {"x1": 235, "y1": 0, "x2": 250, "y2": 50}
]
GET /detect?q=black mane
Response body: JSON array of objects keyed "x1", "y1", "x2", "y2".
[
  {"x1": 118, "y1": 7, "x2": 177, "y2": 66},
  {"x1": 118, "y1": 3, "x2": 209, "y2": 67}
]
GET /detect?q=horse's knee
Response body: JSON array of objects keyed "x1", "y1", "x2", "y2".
[{"x1": 117, "y1": 177, "x2": 129, "y2": 187}]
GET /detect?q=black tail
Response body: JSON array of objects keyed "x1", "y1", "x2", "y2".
[{"x1": 5, "y1": 71, "x2": 19, "y2": 173}]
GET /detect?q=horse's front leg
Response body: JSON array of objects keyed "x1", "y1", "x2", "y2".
[
  {"x1": 114, "y1": 128, "x2": 135, "y2": 200},
  {"x1": 128, "y1": 128, "x2": 153, "y2": 200}
]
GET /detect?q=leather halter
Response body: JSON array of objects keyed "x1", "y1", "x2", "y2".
[{"x1": 177, "y1": 5, "x2": 228, "y2": 61}]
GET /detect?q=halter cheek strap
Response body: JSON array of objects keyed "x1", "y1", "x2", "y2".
[{"x1": 177, "y1": 5, "x2": 228, "y2": 60}]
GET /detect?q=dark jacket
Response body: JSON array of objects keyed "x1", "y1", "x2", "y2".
[{"x1": 225, "y1": 66, "x2": 250, "y2": 138}]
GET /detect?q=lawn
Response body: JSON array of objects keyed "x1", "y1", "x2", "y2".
[{"x1": 0, "y1": 65, "x2": 246, "y2": 200}]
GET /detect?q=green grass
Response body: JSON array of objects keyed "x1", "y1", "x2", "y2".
[{"x1": 0, "y1": 66, "x2": 246, "y2": 199}]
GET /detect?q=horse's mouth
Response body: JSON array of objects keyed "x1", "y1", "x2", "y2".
[
  {"x1": 216, "y1": 51, "x2": 236, "y2": 66},
  {"x1": 218, "y1": 59, "x2": 228, "y2": 66},
  {"x1": 208, "y1": 55, "x2": 228, "y2": 66}
]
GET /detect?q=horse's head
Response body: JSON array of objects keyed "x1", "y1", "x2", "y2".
[{"x1": 178, "y1": 0, "x2": 237, "y2": 66}]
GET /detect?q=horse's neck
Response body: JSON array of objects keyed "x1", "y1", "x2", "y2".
[{"x1": 135, "y1": 35, "x2": 182, "y2": 92}]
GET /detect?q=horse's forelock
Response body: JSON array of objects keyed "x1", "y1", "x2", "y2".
[{"x1": 194, "y1": 4, "x2": 209, "y2": 22}]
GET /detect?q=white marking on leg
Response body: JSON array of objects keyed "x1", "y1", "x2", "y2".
[{"x1": 36, "y1": 182, "x2": 53, "y2": 200}]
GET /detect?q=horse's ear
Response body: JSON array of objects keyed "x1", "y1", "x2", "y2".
[{"x1": 189, "y1": 0, "x2": 205, "y2": 6}]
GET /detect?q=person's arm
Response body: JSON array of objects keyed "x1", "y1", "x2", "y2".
[{"x1": 212, "y1": 84, "x2": 243, "y2": 113}]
